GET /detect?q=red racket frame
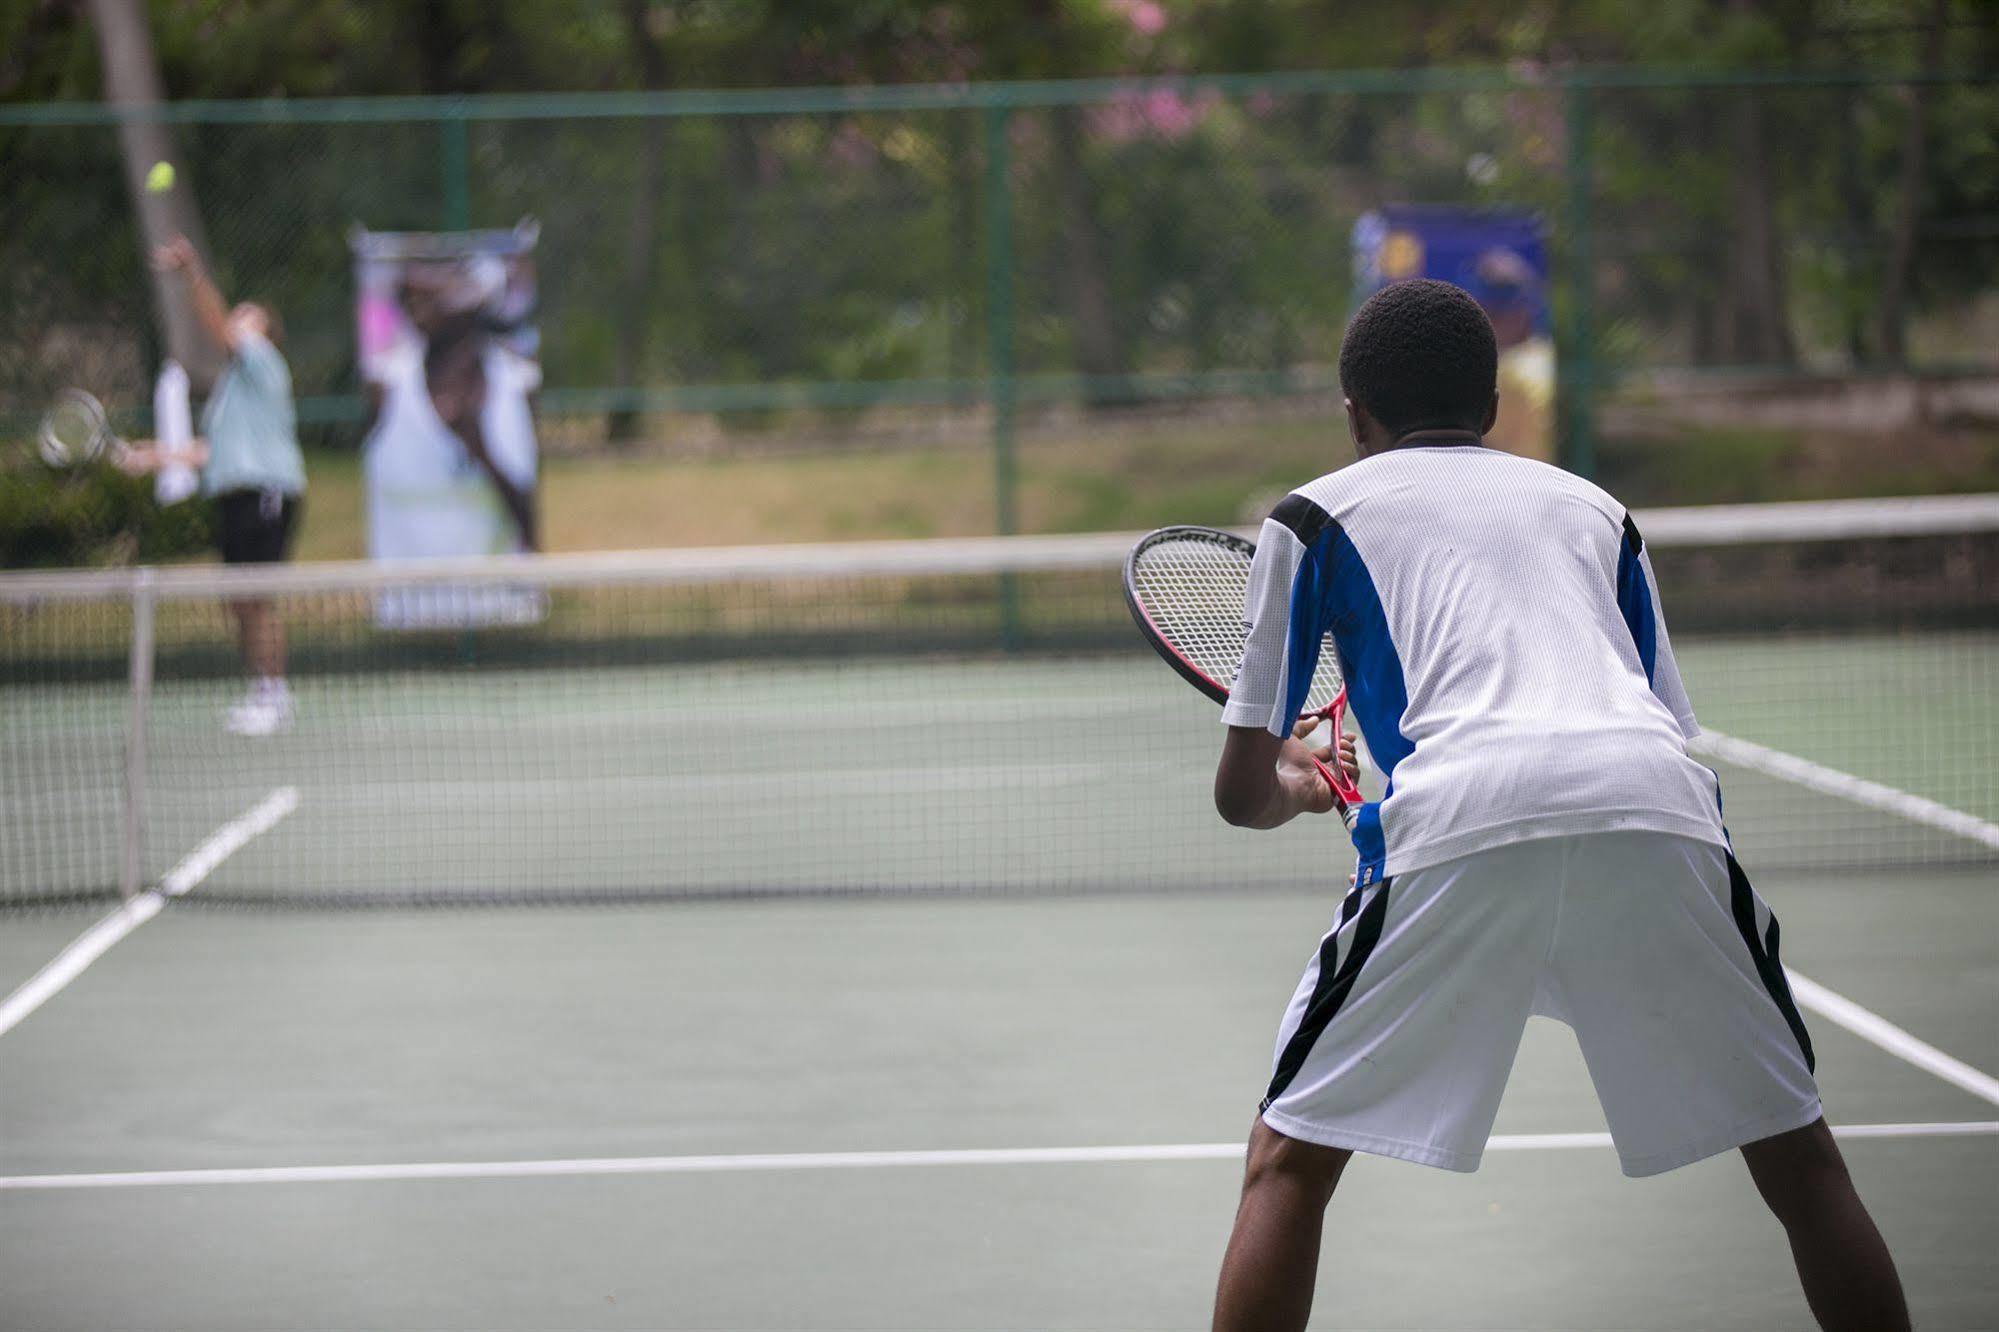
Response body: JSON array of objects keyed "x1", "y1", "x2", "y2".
[{"x1": 1122, "y1": 525, "x2": 1364, "y2": 828}]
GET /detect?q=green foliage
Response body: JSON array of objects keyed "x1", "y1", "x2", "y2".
[
  {"x1": 1599, "y1": 425, "x2": 1799, "y2": 505},
  {"x1": 0, "y1": 462, "x2": 212, "y2": 568},
  {"x1": 1598, "y1": 421, "x2": 1999, "y2": 507},
  {"x1": 1, "y1": 0, "x2": 1994, "y2": 451}
]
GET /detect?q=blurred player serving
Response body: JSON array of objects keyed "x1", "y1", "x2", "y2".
[{"x1": 127, "y1": 235, "x2": 308, "y2": 736}]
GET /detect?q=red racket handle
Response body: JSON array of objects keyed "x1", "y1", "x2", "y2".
[
  {"x1": 1301, "y1": 688, "x2": 1365, "y2": 811},
  {"x1": 1309, "y1": 756, "x2": 1362, "y2": 831}
]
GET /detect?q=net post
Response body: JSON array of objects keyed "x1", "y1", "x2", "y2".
[
  {"x1": 440, "y1": 103, "x2": 471, "y2": 231},
  {"x1": 982, "y1": 103, "x2": 1021, "y2": 648},
  {"x1": 1559, "y1": 76, "x2": 1597, "y2": 479},
  {"x1": 119, "y1": 568, "x2": 156, "y2": 902}
]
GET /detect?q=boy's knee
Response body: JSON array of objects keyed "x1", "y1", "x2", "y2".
[
  {"x1": 1742, "y1": 1118, "x2": 1852, "y2": 1220},
  {"x1": 1244, "y1": 1118, "x2": 1351, "y2": 1199}
]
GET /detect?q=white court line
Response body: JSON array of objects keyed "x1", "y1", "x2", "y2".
[
  {"x1": 157, "y1": 786, "x2": 298, "y2": 897},
  {"x1": 1787, "y1": 970, "x2": 1999, "y2": 1108},
  {"x1": 1691, "y1": 729, "x2": 1999, "y2": 852},
  {"x1": 2, "y1": 1121, "x2": 1992, "y2": 1192},
  {"x1": 0, "y1": 894, "x2": 165, "y2": 1039},
  {"x1": 1660, "y1": 732, "x2": 1999, "y2": 1105},
  {"x1": 0, "y1": 787, "x2": 296, "y2": 1040}
]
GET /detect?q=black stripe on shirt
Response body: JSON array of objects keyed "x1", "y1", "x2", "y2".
[
  {"x1": 1621, "y1": 511, "x2": 1645, "y2": 555},
  {"x1": 1269, "y1": 492, "x2": 1335, "y2": 547}
]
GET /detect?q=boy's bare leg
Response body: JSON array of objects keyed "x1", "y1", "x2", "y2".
[
  {"x1": 1213, "y1": 1118, "x2": 1352, "y2": 1332},
  {"x1": 1741, "y1": 1118, "x2": 1908, "y2": 1332},
  {"x1": 230, "y1": 597, "x2": 285, "y2": 681}
]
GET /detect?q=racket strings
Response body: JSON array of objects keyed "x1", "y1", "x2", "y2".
[
  {"x1": 1131, "y1": 541, "x2": 1256, "y2": 687},
  {"x1": 40, "y1": 391, "x2": 108, "y2": 465},
  {"x1": 47, "y1": 406, "x2": 97, "y2": 449},
  {"x1": 1131, "y1": 535, "x2": 1346, "y2": 710}
]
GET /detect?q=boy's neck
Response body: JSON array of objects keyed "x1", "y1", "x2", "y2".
[
  {"x1": 1356, "y1": 428, "x2": 1485, "y2": 459},
  {"x1": 1390, "y1": 429, "x2": 1484, "y2": 450}
]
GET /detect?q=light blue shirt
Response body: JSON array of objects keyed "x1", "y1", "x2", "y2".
[{"x1": 200, "y1": 333, "x2": 305, "y2": 497}]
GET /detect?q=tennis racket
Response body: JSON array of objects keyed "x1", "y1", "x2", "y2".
[
  {"x1": 37, "y1": 389, "x2": 121, "y2": 467},
  {"x1": 1123, "y1": 525, "x2": 1364, "y2": 830}
]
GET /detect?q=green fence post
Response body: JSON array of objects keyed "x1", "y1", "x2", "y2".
[
  {"x1": 441, "y1": 105, "x2": 471, "y2": 231},
  {"x1": 1560, "y1": 78, "x2": 1596, "y2": 478},
  {"x1": 982, "y1": 104, "x2": 1021, "y2": 648}
]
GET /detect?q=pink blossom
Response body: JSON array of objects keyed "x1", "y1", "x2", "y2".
[
  {"x1": 1106, "y1": 0, "x2": 1168, "y2": 37},
  {"x1": 1088, "y1": 88, "x2": 1216, "y2": 143}
]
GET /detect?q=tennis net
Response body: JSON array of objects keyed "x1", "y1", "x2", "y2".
[{"x1": 3, "y1": 495, "x2": 1995, "y2": 909}]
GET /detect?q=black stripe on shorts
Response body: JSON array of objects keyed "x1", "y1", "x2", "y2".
[
  {"x1": 1726, "y1": 852, "x2": 1816, "y2": 1074},
  {"x1": 1262, "y1": 878, "x2": 1393, "y2": 1110}
]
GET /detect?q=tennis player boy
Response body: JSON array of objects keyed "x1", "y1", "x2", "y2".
[
  {"x1": 140, "y1": 236, "x2": 307, "y2": 736},
  {"x1": 1211, "y1": 279, "x2": 1905, "y2": 1332}
]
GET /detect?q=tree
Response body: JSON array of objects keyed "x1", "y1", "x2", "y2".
[
  {"x1": 1876, "y1": 0, "x2": 1950, "y2": 368},
  {"x1": 608, "y1": 0, "x2": 674, "y2": 444},
  {"x1": 1719, "y1": 81, "x2": 1796, "y2": 366},
  {"x1": 83, "y1": 0, "x2": 218, "y2": 383},
  {"x1": 1000, "y1": 0, "x2": 1139, "y2": 398}
]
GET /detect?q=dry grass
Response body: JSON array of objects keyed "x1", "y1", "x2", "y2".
[{"x1": 290, "y1": 412, "x2": 1350, "y2": 560}]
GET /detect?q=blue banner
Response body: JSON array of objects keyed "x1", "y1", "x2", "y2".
[{"x1": 1352, "y1": 207, "x2": 1553, "y2": 461}]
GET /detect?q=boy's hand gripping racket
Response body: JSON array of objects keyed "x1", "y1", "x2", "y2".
[{"x1": 1123, "y1": 525, "x2": 1364, "y2": 829}]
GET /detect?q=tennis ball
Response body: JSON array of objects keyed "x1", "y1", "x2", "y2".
[{"x1": 145, "y1": 160, "x2": 175, "y2": 193}]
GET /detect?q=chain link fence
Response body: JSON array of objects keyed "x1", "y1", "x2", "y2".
[{"x1": 3, "y1": 70, "x2": 1996, "y2": 494}]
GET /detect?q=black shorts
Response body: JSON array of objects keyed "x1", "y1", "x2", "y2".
[{"x1": 215, "y1": 488, "x2": 301, "y2": 565}]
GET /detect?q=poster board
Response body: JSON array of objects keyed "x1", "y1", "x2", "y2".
[
  {"x1": 1351, "y1": 207, "x2": 1554, "y2": 462},
  {"x1": 351, "y1": 221, "x2": 544, "y2": 628}
]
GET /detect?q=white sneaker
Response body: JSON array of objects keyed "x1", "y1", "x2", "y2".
[{"x1": 225, "y1": 681, "x2": 294, "y2": 737}]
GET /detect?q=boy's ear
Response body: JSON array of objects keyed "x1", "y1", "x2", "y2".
[
  {"x1": 1345, "y1": 396, "x2": 1384, "y2": 456},
  {"x1": 1481, "y1": 391, "x2": 1499, "y2": 434}
]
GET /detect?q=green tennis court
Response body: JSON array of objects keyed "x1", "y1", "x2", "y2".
[
  {"x1": 3, "y1": 865, "x2": 1997, "y2": 1329},
  {"x1": 3, "y1": 523, "x2": 1995, "y2": 1328}
]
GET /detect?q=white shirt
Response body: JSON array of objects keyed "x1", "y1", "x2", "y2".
[
  {"x1": 1221, "y1": 444, "x2": 1725, "y2": 885},
  {"x1": 362, "y1": 339, "x2": 539, "y2": 561}
]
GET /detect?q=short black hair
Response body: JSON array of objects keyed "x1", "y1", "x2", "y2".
[{"x1": 1337, "y1": 278, "x2": 1498, "y2": 437}]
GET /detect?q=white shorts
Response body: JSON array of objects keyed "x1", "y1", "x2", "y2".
[{"x1": 1259, "y1": 831, "x2": 1821, "y2": 1177}]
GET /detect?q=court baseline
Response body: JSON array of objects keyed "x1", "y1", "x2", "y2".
[{"x1": 2, "y1": 1120, "x2": 1994, "y2": 1192}]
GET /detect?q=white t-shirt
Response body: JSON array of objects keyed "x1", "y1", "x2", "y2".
[
  {"x1": 362, "y1": 339, "x2": 539, "y2": 560},
  {"x1": 1221, "y1": 444, "x2": 1725, "y2": 886}
]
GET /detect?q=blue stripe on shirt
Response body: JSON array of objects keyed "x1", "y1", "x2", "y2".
[
  {"x1": 1324, "y1": 527, "x2": 1410, "y2": 888},
  {"x1": 1616, "y1": 514, "x2": 1657, "y2": 684},
  {"x1": 1270, "y1": 495, "x2": 1412, "y2": 887},
  {"x1": 1324, "y1": 526, "x2": 1413, "y2": 777}
]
